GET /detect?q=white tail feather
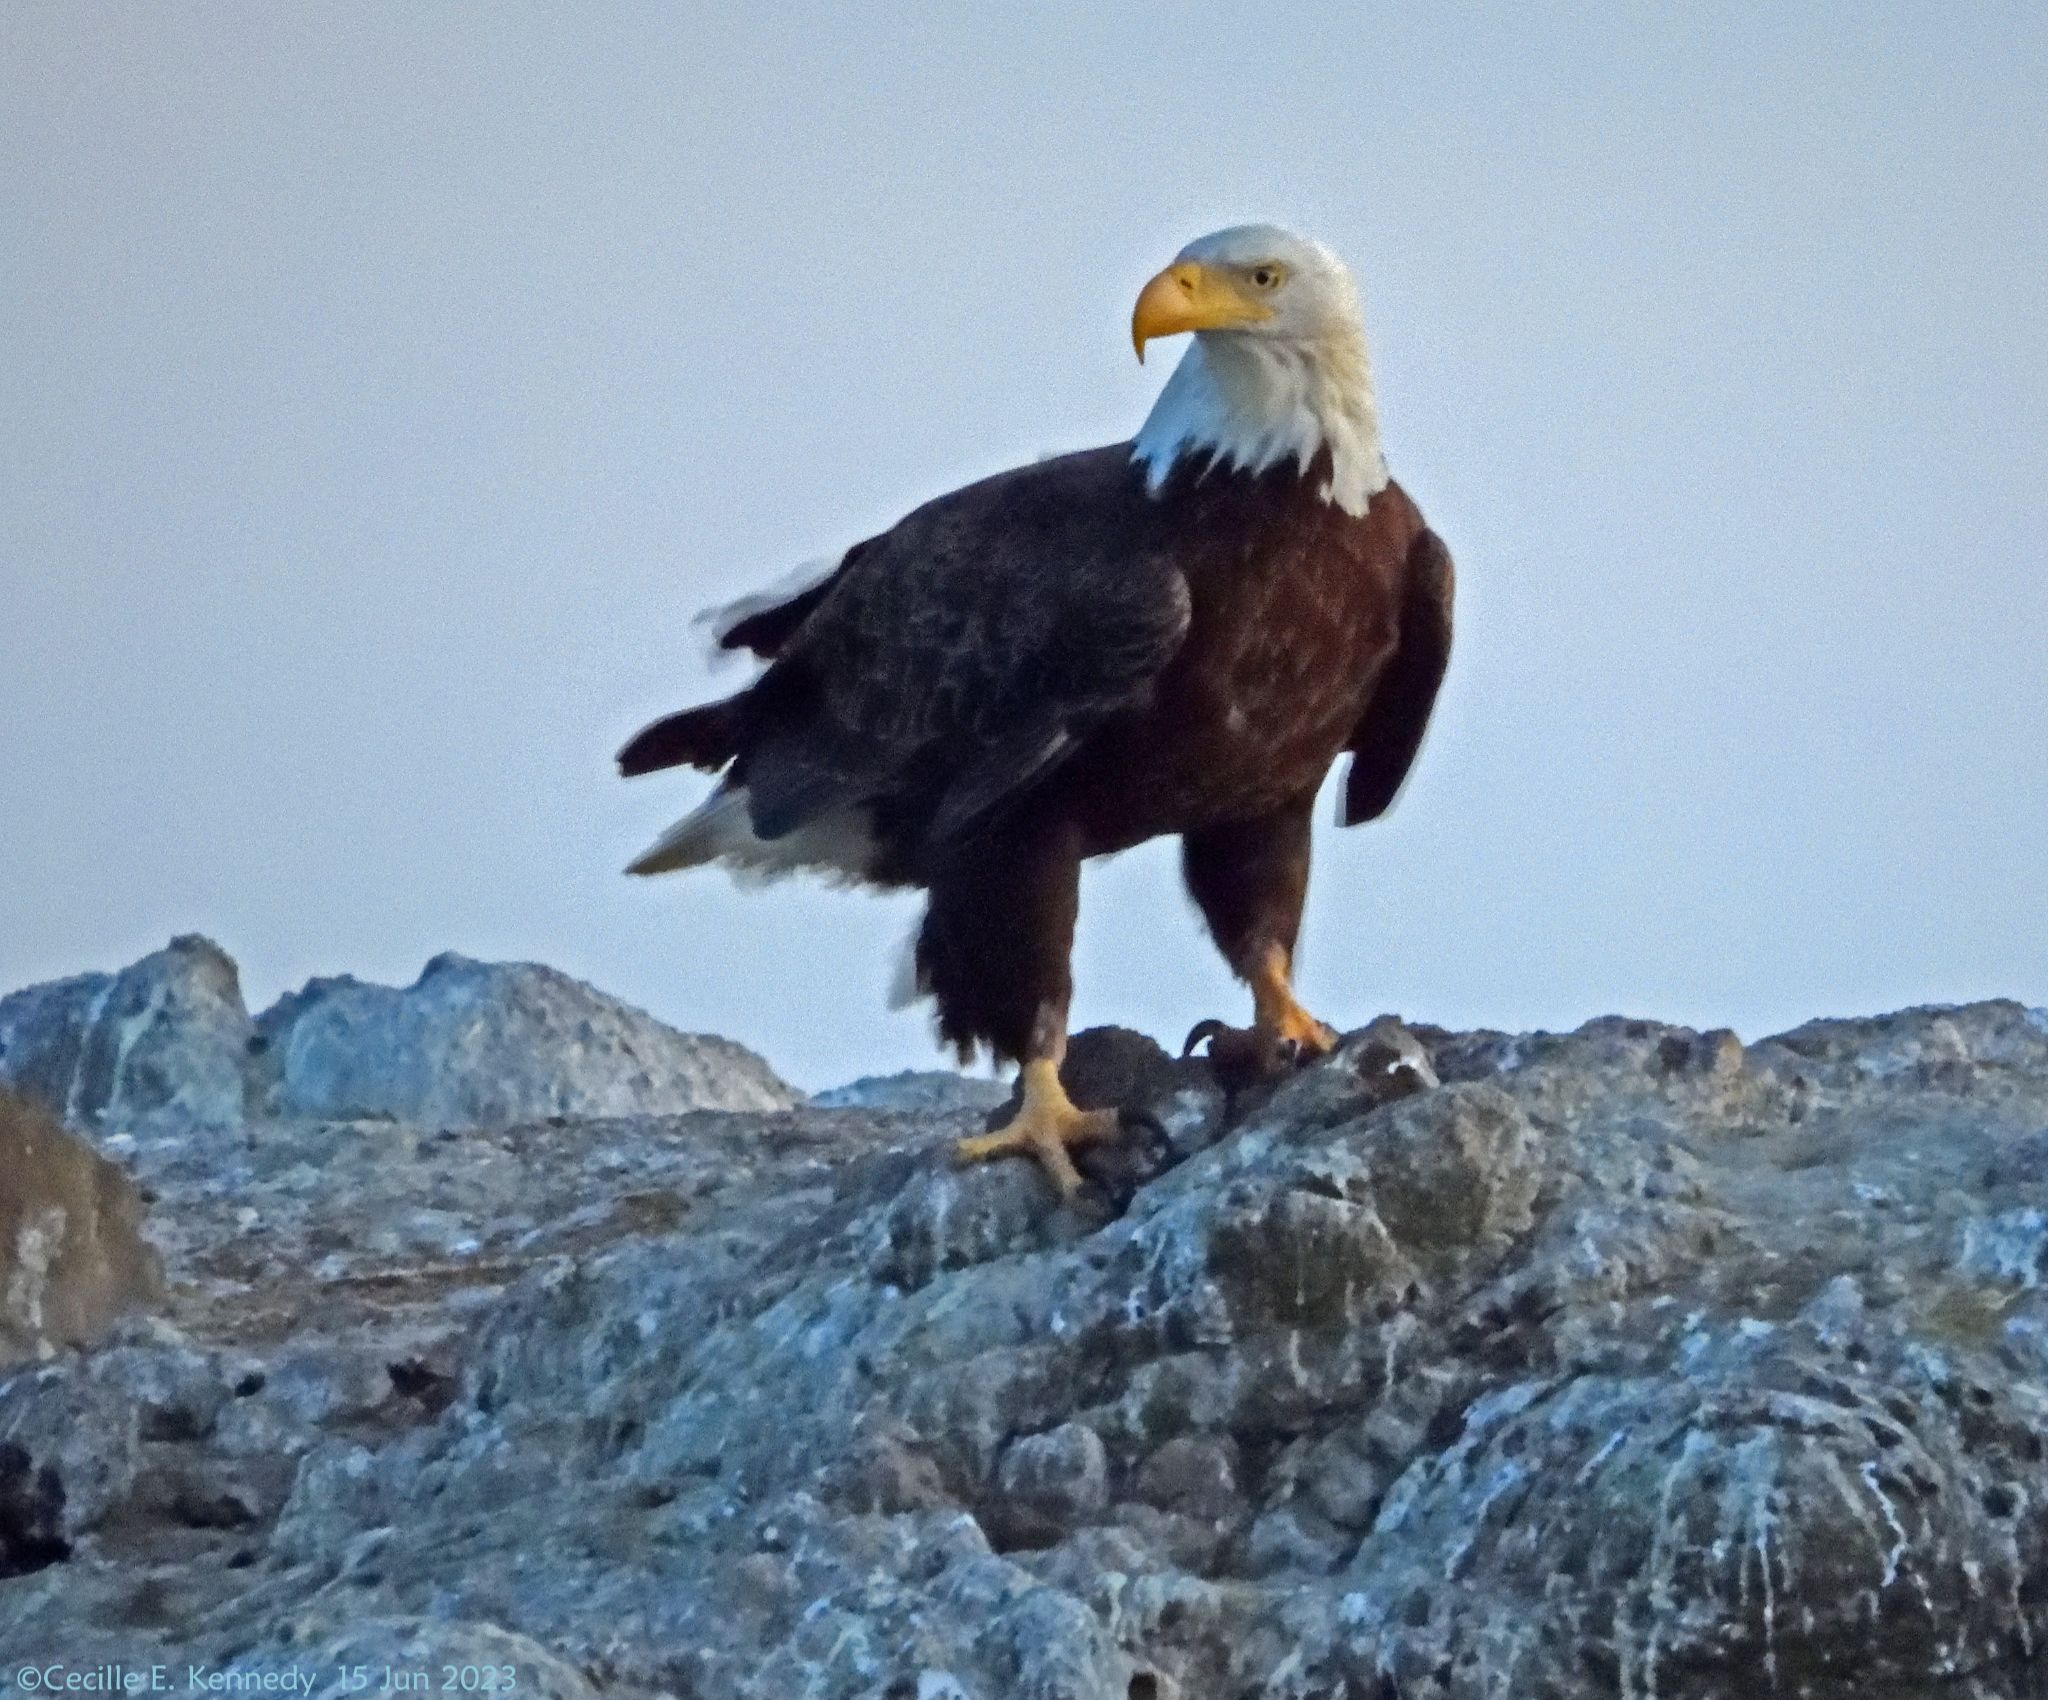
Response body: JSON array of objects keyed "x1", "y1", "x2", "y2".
[
  {"x1": 886, "y1": 921, "x2": 926, "y2": 1010},
  {"x1": 625, "y1": 788, "x2": 754, "y2": 877},
  {"x1": 627, "y1": 785, "x2": 880, "y2": 885}
]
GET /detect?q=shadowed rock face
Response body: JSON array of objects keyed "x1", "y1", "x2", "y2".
[
  {"x1": 1, "y1": 999, "x2": 2046, "y2": 1697},
  {"x1": 0, "y1": 1092, "x2": 162, "y2": 1372}
]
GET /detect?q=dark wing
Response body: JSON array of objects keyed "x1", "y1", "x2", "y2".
[
  {"x1": 714, "y1": 538, "x2": 876, "y2": 660},
  {"x1": 738, "y1": 445, "x2": 1191, "y2": 848},
  {"x1": 1340, "y1": 526, "x2": 1454, "y2": 825}
]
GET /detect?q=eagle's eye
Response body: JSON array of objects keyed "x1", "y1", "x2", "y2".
[{"x1": 1249, "y1": 263, "x2": 1287, "y2": 291}]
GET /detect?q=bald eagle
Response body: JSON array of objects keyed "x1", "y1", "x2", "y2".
[{"x1": 620, "y1": 225, "x2": 1454, "y2": 1196}]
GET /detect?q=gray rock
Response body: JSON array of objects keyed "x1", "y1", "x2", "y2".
[
  {"x1": 254, "y1": 951, "x2": 796, "y2": 1124},
  {"x1": 1240, "y1": 1500, "x2": 1350, "y2": 1577},
  {"x1": 812, "y1": 1069, "x2": 1012, "y2": 1113},
  {"x1": 3, "y1": 997, "x2": 2048, "y2": 1697},
  {"x1": 0, "y1": 1092, "x2": 162, "y2": 1366},
  {"x1": 1753, "y1": 997, "x2": 2048, "y2": 1089},
  {"x1": 0, "y1": 935, "x2": 252, "y2": 1128},
  {"x1": 0, "y1": 1318, "x2": 302, "y2": 1559},
  {"x1": 1347, "y1": 1336, "x2": 2036, "y2": 1693}
]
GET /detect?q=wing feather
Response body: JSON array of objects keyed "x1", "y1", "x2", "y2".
[
  {"x1": 1340, "y1": 526, "x2": 1454, "y2": 825},
  {"x1": 739, "y1": 445, "x2": 1190, "y2": 852}
]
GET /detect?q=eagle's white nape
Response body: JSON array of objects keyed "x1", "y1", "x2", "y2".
[
  {"x1": 1132, "y1": 225, "x2": 1389, "y2": 517},
  {"x1": 626, "y1": 784, "x2": 880, "y2": 885}
]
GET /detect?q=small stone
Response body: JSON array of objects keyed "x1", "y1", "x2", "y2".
[
  {"x1": 1240, "y1": 1501, "x2": 1351, "y2": 1577},
  {"x1": 1135, "y1": 1434, "x2": 1240, "y2": 1522},
  {"x1": 1357, "y1": 1083, "x2": 1542, "y2": 1262},
  {"x1": 995, "y1": 1422, "x2": 1109, "y2": 1536},
  {"x1": 1957, "y1": 1209, "x2": 2048, "y2": 1289},
  {"x1": 1658, "y1": 1028, "x2": 1745, "y2": 1077},
  {"x1": 1346, "y1": 1016, "x2": 1442, "y2": 1103},
  {"x1": 1300, "y1": 1435, "x2": 1389, "y2": 1531},
  {"x1": 92, "y1": 1337, "x2": 229, "y2": 1442},
  {"x1": 824, "y1": 1424, "x2": 952, "y2": 1515}
]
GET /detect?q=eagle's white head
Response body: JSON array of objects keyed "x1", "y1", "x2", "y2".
[{"x1": 1130, "y1": 224, "x2": 1388, "y2": 517}]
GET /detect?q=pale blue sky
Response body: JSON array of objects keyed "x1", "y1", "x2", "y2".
[{"x1": 4, "y1": 4, "x2": 2044, "y2": 1089}]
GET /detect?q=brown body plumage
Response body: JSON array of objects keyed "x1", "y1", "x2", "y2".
[{"x1": 620, "y1": 441, "x2": 1451, "y2": 1064}]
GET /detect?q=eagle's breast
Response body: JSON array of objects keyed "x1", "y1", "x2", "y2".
[{"x1": 1059, "y1": 461, "x2": 1419, "y2": 849}]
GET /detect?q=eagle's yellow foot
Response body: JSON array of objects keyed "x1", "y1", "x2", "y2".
[
  {"x1": 954, "y1": 1058, "x2": 1122, "y2": 1198},
  {"x1": 1184, "y1": 945, "x2": 1339, "y2": 1078},
  {"x1": 1262, "y1": 989, "x2": 1341, "y2": 1059}
]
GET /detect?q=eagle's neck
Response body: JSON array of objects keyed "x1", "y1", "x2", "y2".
[{"x1": 1132, "y1": 325, "x2": 1388, "y2": 517}]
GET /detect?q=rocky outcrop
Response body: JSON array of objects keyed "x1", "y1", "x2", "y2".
[
  {"x1": 0, "y1": 936, "x2": 252, "y2": 1129},
  {"x1": 0, "y1": 1092, "x2": 162, "y2": 1369},
  {"x1": 251, "y1": 951, "x2": 798, "y2": 1123},
  {"x1": 0, "y1": 941, "x2": 797, "y2": 1133},
  {"x1": 2, "y1": 998, "x2": 2046, "y2": 1697}
]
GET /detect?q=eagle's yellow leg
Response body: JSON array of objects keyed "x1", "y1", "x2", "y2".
[
  {"x1": 1251, "y1": 943, "x2": 1339, "y2": 1060},
  {"x1": 954, "y1": 1058, "x2": 1121, "y2": 1198},
  {"x1": 1187, "y1": 944, "x2": 1338, "y2": 1076}
]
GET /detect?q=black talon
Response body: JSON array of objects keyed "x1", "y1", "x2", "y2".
[{"x1": 1182, "y1": 1018, "x2": 1226, "y2": 1059}]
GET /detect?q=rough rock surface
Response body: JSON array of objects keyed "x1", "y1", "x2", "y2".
[
  {"x1": 3, "y1": 998, "x2": 2047, "y2": 1699},
  {"x1": 0, "y1": 1093, "x2": 163, "y2": 1368},
  {"x1": 251, "y1": 951, "x2": 798, "y2": 1123},
  {"x1": 0, "y1": 936, "x2": 252, "y2": 1129},
  {"x1": 812, "y1": 1070, "x2": 1013, "y2": 1114},
  {"x1": 0, "y1": 941, "x2": 797, "y2": 1132}
]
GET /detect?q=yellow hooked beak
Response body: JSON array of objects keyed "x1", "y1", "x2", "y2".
[{"x1": 1131, "y1": 261, "x2": 1272, "y2": 362}]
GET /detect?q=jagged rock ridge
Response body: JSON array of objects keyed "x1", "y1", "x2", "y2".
[{"x1": 0, "y1": 938, "x2": 797, "y2": 1132}]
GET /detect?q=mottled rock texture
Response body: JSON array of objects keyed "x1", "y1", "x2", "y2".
[
  {"x1": 3, "y1": 998, "x2": 2047, "y2": 1699},
  {"x1": 0, "y1": 1091, "x2": 162, "y2": 1368}
]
